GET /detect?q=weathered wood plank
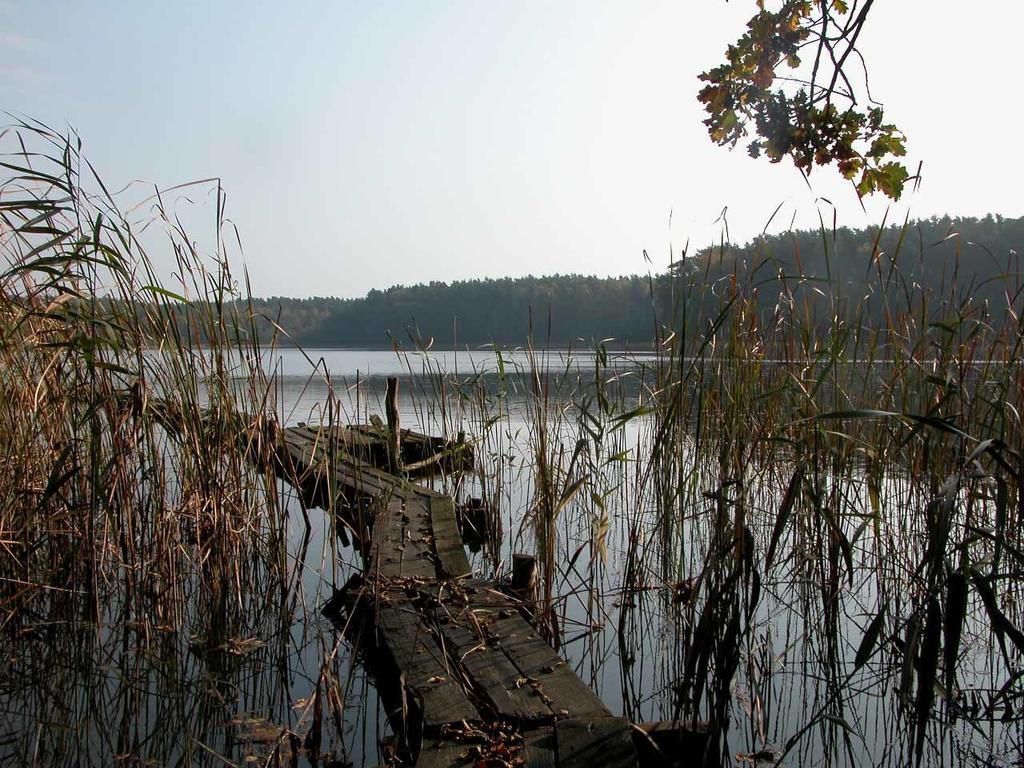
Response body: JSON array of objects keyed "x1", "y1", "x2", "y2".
[
  {"x1": 273, "y1": 419, "x2": 634, "y2": 766},
  {"x1": 427, "y1": 579, "x2": 522, "y2": 611},
  {"x1": 376, "y1": 604, "x2": 480, "y2": 728},
  {"x1": 292, "y1": 424, "x2": 383, "y2": 469},
  {"x1": 371, "y1": 499, "x2": 437, "y2": 581},
  {"x1": 280, "y1": 428, "x2": 391, "y2": 497},
  {"x1": 414, "y1": 739, "x2": 475, "y2": 768},
  {"x1": 485, "y1": 616, "x2": 611, "y2": 719},
  {"x1": 282, "y1": 426, "x2": 409, "y2": 487},
  {"x1": 284, "y1": 429, "x2": 449, "y2": 512},
  {"x1": 555, "y1": 717, "x2": 637, "y2": 768},
  {"x1": 278, "y1": 434, "x2": 347, "y2": 505},
  {"x1": 298, "y1": 421, "x2": 471, "y2": 481},
  {"x1": 370, "y1": 500, "x2": 415, "y2": 579},
  {"x1": 522, "y1": 726, "x2": 557, "y2": 768},
  {"x1": 169, "y1": 406, "x2": 641, "y2": 767},
  {"x1": 439, "y1": 621, "x2": 553, "y2": 721},
  {"x1": 347, "y1": 422, "x2": 473, "y2": 477},
  {"x1": 428, "y1": 496, "x2": 471, "y2": 577}
]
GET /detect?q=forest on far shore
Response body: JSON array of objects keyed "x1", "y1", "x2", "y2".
[{"x1": 194, "y1": 214, "x2": 1024, "y2": 347}]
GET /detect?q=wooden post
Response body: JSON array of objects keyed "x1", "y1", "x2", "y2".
[
  {"x1": 385, "y1": 376, "x2": 402, "y2": 474},
  {"x1": 511, "y1": 554, "x2": 537, "y2": 596}
]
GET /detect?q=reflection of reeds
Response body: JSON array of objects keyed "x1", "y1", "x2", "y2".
[
  {"x1": 0, "y1": 121, "x2": 370, "y2": 765},
  {"x1": 430, "y1": 220, "x2": 1024, "y2": 765},
  {"x1": 308, "y1": 216, "x2": 1024, "y2": 765},
  {"x1": 612, "y1": 221, "x2": 1024, "y2": 765}
]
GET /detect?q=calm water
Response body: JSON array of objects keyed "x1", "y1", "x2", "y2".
[
  {"x1": 268, "y1": 348, "x2": 1024, "y2": 766},
  {"x1": 3, "y1": 346, "x2": 1022, "y2": 766}
]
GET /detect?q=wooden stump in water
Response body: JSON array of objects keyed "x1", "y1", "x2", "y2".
[
  {"x1": 385, "y1": 376, "x2": 402, "y2": 474},
  {"x1": 511, "y1": 554, "x2": 538, "y2": 597}
]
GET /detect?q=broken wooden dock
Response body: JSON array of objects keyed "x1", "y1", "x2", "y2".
[
  {"x1": 147, "y1": 385, "x2": 707, "y2": 766},
  {"x1": 251, "y1": 372, "x2": 708, "y2": 768},
  {"x1": 278, "y1": 418, "x2": 648, "y2": 767}
]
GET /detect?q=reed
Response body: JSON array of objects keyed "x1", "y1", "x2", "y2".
[
  {"x1": 600, "y1": 216, "x2": 1024, "y2": 765},
  {"x1": 445, "y1": 213, "x2": 1024, "y2": 765},
  {"x1": 0, "y1": 120, "x2": 362, "y2": 765}
]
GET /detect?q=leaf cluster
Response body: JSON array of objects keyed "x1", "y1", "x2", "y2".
[{"x1": 699, "y1": 1, "x2": 909, "y2": 199}]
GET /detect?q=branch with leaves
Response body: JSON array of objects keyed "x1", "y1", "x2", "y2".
[{"x1": 700, "y1": 0, "x2": 911, "y2": 199}]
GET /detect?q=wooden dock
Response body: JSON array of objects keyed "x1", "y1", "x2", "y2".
[
  {"x1": 146, "y1": 388, "x2": 707, "y2": 766},
  {"x1": 256, "y1": 380, "x2": 708, "y2": 768},
  {"x1": 278, "y1": 420, "x2": 644, "y2": 766}
]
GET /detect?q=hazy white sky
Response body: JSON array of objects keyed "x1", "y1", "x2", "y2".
[{"x1": 3, "y1": 1, "x2": 1022, "y2": 298}]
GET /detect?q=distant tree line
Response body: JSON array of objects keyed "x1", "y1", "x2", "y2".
[
  {"x1": 683, "y1": 213, "x2": 1024, "y2": 337},
  {"x1": 172, "y1": 215, "x2": 1024, "y2": 348},
  {"x1": 242, "y1": 274, "x2": 659, "y2": 347}
]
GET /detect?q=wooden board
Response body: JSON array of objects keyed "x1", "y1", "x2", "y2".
[
  {"x1": 438, "y1": 621, "x2": 553, "y2": 721},
  {"x1": 376, "y1": 603, "x2": 480, "y2": 728},
  {"x1": 555, "y1": 717, "x2": 637, "y2": 768},
  {"x1": 415, "y1": 741, "x2": 476, "y2": 768},
  {"x1": 427, "y1": 579, "x2": 522, "y2": 611},
  {"x1": 427, "y1": 496, "x2": 470, "y2": 578},
  {"x1": 299, "y1": 422, "x2": 473, "y2": 477},
  {"x1": 268, "y1": 420, "x2": 638, "y2": 768},
  {"x1": 521, "y1": 726, "x2": 557, "y2": 768},
  {"x1": 348, "y1": 423, "x2": 468, "y2": 468},
  {"x1": 484, "y1": 616, "x2": 611, "y2": 719},
  {"x1": 280, "y1": 426, "x2": 407, "y2": 496},
  {"x1": 279, "y1": 428, "x2": 391, "y2": 498},
  {"x1": 370, "y1": 499, "x2": 436, "y2": 581}
]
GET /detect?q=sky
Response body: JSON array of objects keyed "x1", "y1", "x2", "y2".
[{"x1": 2, "y1": 1, "x2": 1022, "y2": 299}]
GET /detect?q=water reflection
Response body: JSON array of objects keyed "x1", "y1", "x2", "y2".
[{"x1": 4, "y1": 346, "x2": 1023, "y2": 766}]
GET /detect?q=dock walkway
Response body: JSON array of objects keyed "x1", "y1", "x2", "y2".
[{"x1": 277, "y1": 422, "x2": 641, "y2": 767}]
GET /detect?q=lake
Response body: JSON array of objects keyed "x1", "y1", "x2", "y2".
[{"x1": 3, "y1": 345, "x2": 1021, "y2": 766}]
